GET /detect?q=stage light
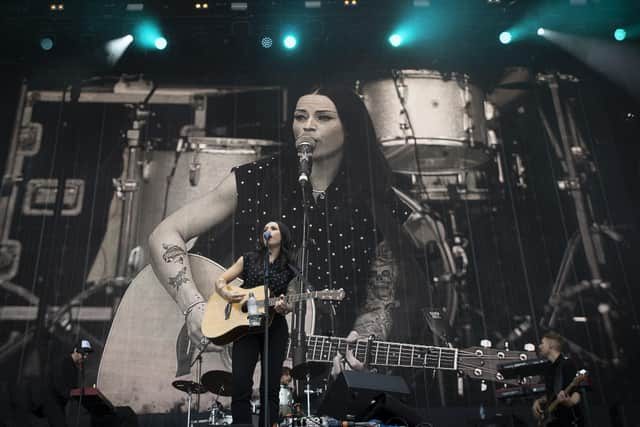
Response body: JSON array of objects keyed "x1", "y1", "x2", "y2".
[
  {"x1": 499, "y1": 31, "x2": 512, "y2": 44},
  {"x1": 134, "y1": 21, "x2": 164, "y2": 49},
  {"x1": 106, "y1": 34, "x2": 134, "y2": 65},
  {"x1": 154, "y1": 37, "x2": 167, "y2": 50},
  {"x1": 49, "y1": 3, "x2": 64, "y2": 11},
  {"x1": 260, "y1": 36, "x2": 273, "y2": 48},
  {"x1": 194, "y1": 2, "x2": 209, "y2": 9},
  {"x1": 230, "y1": 2, "x2": 248, "y2": 11},
  {"x1": 388, "y1": 33, "x2": 403, "y2": 47},
  {"x1": 283, "y1": 35, "x2": 297, "y2": 49},
  {"x1": 343, "y1": 0, "x2": 357, "y2": 5},
  {"x1": 125, "y1": 3, "x2": 144, "y2": 11},
  {"x1": 537, "y1": 27, "x2": 545, "y2": 36},
  {"x1": 614, "y1": 28, "x2": 626, "y2": 41},
  {"x1": 40, "y1": 37, "x2": 54, "y2": 51}
]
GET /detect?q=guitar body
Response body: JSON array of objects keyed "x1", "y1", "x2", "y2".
[
  {"x1": 97, "y1": 254, "x2": 315, "y2": 414},
  {"x1": 202, "y1": 285, "x2": 275, "y2": 345}
]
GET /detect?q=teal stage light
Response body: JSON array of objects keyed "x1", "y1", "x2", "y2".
[
  {"x1": 614, "y1": 28, "x2": 626, "y2": 41},
  {"x1": 388, "y1": 33, "x2": 403, "y2": 47},
  {"x1": 260, "y1": 36, "x2": 273, "y2": 48},
  {"x1": 537, "y1": 27, "x2": 545, "y2": 36},
  {"x1": 40, "y1": 37, "x2": 54, "y2": 51},
  {"x1": 283, "y1": 35, "x2": 297, "y2": 49},
  {"x1": 499, "y1": 31, "x2": 512, "y2": 44},
  {"x1": 134, "y1": 21, "x2": 164, "y2": 49},
  {"x1": 154, "y1": 37, "x2": 167, "y2": 50}
]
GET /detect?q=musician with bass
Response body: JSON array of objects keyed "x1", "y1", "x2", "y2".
[{"x1": 532, "y1": 331, "x2": 584, "y2": 427}]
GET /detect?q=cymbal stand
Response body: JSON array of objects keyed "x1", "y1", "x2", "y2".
[
  {"x1": 185, "y1": 388, "x2": 194, "y2": 427},
  {"x1": 303, "y1": 372, "x2": 313, "y2": 417},
  {"x1": 110, "y1": 84, "x2": 156, "y2": 310},
  {"x1": 189, "y1": 339, "x2": 207, "y2": 426},
  {"x1": 536, "y1": 73, "x2": 608, "y2": 327}
]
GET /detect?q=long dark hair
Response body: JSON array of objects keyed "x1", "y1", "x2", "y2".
[
  {"x1": 255, "y1": 221, "x2": 295, "y2": 268},
  {"x1": 284, "y1": 85, "x2": 424, "y2": 333},
  {"x1": 293, "y1": 85, "x2": 405, "y2": 260}
]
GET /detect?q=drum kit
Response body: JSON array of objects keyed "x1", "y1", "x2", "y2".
[
  {"x1": 172, "y1": 368, "x2": 304, "y2": 426},
  {"x1": 359, "y1": 69, "x2": 515, "y2": 340}
]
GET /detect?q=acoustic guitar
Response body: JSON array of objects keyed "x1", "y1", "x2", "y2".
[
  {"x1": 98, "y1": 254, "x2": 536, "y2": 414},
  {"x1": 202, "y1": 285, "x2": 345, "y2": 345}
]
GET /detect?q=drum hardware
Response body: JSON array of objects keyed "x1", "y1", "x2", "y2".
[
  {"x1": 206, "y1": 400, "x2": 232, "y2": 425},
  {"x1": 201, "y1": 370, "x2": 233, "y2": 396},
  {"x1": 172, "y1": 379, "x2": 209, "y2": 427},
  {"x1": 535, "y1": 73, "x2": 612, "y2": 334}
]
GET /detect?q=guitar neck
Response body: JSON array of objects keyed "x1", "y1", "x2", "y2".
[
  {"x1": 286, "y1": 335, "x2": 459, "y2": 371},
  {"x1": 547, "y1": 376, "x2": 583, "y2": 414},
  {"x1": 265, "y1": 292, "x2": 317, "y2": 306}
]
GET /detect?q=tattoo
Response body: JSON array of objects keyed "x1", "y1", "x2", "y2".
[
  {"x1": 162, "y1": 244, "x2": 186, "y2": 264},
  {"x1": 353, "y1": 240, "x2": 398, "y2": 339},
  {"x1": 168, "y1": 267, "x2": 189, "y2": 291}
]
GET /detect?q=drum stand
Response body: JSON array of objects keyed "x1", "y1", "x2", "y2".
[
  {"x1": 109, "y1": 90, "x2": 155, "y2": 312},
  {"x1": 536, "y1": 73, "x2": 623, "y2": 364}
]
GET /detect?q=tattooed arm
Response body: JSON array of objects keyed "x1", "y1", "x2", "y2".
[
  {"x1": 351, "y1": 240, "x2": 398, "y2": 340},
  {"x1": 331, "y1": 241, "x2": 398, "y2": 376},
  {"x1": 148, "y1": 172, "x2": 237, "y2": 347}
]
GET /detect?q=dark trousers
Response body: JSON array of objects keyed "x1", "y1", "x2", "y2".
[{"x1": 231, "y1": 315, "x2": 288, "y2": 427}]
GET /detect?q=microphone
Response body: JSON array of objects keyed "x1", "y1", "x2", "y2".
[
  {"x1": 296, "y1": 135, "x2": 315, "y2": 184},
  {"x1": 263, "y1": 230, "x2": 272, "y2": 241}
]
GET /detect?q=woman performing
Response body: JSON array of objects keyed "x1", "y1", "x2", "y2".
[{"x1": 215, "y1": 220, "x2": 296, "y2": 427}]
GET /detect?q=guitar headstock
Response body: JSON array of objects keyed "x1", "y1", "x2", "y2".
[
  {"x1": 572, "y1": 369, "x2": 589, "y2": 386},
  {"x1": 316, "y1": 288, "x2": 345, "y2": 302},
  {"x1": 457, "y1": 346, "x2": 538, "y2": 384}
]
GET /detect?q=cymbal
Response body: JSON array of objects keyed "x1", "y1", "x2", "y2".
[
  {"x1": 201, "y1": 370, "x2": 233, "y2": 396},
  {"x1": 290, "y1": 362, "x2": 326, "y2": 380},
  {"x1": 172, "y1": 380, "x2": 208, "y2": 394}
]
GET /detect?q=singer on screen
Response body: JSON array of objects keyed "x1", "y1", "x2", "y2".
[{"x1": 149, "y1": 84, "x2": 425, "y2": 413}]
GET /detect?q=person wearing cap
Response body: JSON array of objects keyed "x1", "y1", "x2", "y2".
[{"x1": 5, "y1": 339, "x2": 92, "y2": 427}]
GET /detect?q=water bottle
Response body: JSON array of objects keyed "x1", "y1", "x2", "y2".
[{"x1": 247, "y1": 292, "x2": 261, "y2": 327}]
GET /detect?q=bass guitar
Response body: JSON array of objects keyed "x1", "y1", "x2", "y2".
[{"x1": 537, "y1": 370, "x2": 588, "y2": 427}]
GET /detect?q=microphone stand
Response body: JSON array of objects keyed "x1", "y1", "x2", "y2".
[
  {"x1": 263, "y1": 245, "x2": 271, "y2": 427},
  {"x1": 292, "y1": 176, "x2": 311, "y2": 400}
]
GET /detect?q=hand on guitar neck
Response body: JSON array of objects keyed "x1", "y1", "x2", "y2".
[
  {"x1": 533, "y1": 371, "x2": 587, "y2": 427},
  {"x1": 330, "y1": 330, "x2": 366, "y2": 378}
]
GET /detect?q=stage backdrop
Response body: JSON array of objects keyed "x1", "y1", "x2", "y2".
[{"x1": 0, "y1": 69, "x2": 638, "y2": 420}]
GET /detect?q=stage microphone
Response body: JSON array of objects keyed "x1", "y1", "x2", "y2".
[
  {"x1": 296, "y1": 135, "x2": 315, "y2": 184},
  {"x1": 263, "y1": 230, "x2": 272, "y2": 241}
]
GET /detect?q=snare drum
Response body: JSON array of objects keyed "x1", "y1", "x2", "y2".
[{"x1": 360, "y1": 70, "x2": 491, "y2": 174}]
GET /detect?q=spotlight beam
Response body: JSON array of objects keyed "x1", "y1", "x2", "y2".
[
  {"x1": 542, "y1": 29, "x2": 640, "y2": 99},
  {"x1": 106, "y1": 34, "x2": 134, "y2": 65}
]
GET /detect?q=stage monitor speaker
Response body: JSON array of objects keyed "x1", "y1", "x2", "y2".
[{"x1": 318, "y1": 371, "x2": 410, "y2": 421}]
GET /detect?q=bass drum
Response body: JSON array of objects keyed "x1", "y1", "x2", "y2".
[
  {"x1": 97, "y1": 254, "x2": 315, "y2": 414},
  {"x1": 361, "y1": 70, "x2": 491, "y2": 174}
]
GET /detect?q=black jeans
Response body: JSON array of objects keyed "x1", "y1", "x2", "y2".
[{"x1": 231, "y1": 314, "x2": 288, "y2": 427}]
